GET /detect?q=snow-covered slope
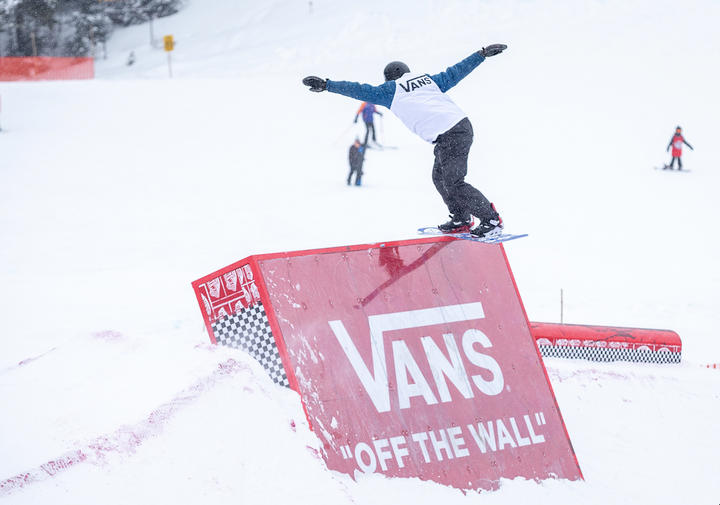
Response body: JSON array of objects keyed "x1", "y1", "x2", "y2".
[{"x1": 1, "y1": 0, "x2": 719, "y2": 503}]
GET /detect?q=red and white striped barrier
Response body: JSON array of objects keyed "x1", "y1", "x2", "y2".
[{"x1": 530, "y1": 322, "x2": 681, "y2": 364}]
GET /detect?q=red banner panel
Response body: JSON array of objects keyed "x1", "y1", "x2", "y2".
[
  {"x1": 531, "y1": 322, "x2": 682, "y2": 364},
  {"x1": 0, "y1": 57, "x2": 94, "y2": 81},
  {"x1": 192, "y1": 237, "x2": 583, "y2": 491}
]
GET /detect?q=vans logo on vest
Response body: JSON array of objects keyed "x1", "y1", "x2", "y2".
[{"x1": 398, "y1": 75, "x2": 433, "y2": 92}]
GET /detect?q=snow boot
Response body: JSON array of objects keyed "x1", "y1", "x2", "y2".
[
  {"x1": 470, "y1": 204, "x2": 504, "y2": 239},
  {"x1": 438, "y1": 214, "x2": 473, "y2": 233}
]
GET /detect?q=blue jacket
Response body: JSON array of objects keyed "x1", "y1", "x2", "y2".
[
  {"x1": 360, "y1": 103, "x2": 377, "y2": 122},
  {"x1": 326, "y1": 52, "x2": 486, "y2": 107}
]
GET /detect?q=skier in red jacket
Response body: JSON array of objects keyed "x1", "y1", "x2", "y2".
[{"x1": 666, "y1": 126, "x2": 693, "y2": 170}]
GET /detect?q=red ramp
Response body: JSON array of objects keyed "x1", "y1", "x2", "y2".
[{"x1": 192, "y1": 236, "x2": 583, "y2": 491}]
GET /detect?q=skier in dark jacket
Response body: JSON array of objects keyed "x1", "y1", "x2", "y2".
[
  {"x1": 355, "y1": 102, "x2": 383, "y2": 146},
  {"x1": 666, "y1": 126, "x2": 693, "y2": 170},
  {"x1": 348, "y1": 139, "x2": 366, "y2": 186},
  {"x1": 303, "y1": 44, "x2": 507, "y2": 238}
]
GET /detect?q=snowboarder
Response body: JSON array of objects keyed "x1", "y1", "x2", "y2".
[
  {"x1": 355, "y1": 102, "x2": 383, "y2": 146},
  {"x1": 666, "y1": 126, "x2": 693, "y2": 170},
  {"x1": 348, "y1": 139, "x2": 366, "y2": 186},
  {"x1": 302, "y1": 45, "x2": 508, "y2": 238}
]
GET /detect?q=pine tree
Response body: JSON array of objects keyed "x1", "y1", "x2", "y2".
[
  {"x1": 1, "y1": 0, "x2": 184, "y2": 57},
  {"x1": 0, "y1": 0, "x2": 59, "y2": 56},
  {"x1": 105, "y1": 0, "x2": 182, "y2": 27},
  {"x1": 66, "y1": 8, "x2": 113, "y2": 57}
]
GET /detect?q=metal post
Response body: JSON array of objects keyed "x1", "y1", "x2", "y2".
[
  {"x1": 167, "y1": 52, "x2": 172, "y2": 78},
  {"x1": 560, "y1": 289, "x2": 564, "y2": 324}
]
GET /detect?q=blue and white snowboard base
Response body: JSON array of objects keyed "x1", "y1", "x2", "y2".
[{"x1": 417, "y1": 227, "x2": 528, "y2": 244}]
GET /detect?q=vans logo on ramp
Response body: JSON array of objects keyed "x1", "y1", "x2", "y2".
[{"x1": 329, "y1": 302, "x2": 504, "y2": 413}]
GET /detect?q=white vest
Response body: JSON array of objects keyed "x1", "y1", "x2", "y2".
[{"x1": 390, "y1": 72, "x2": 467, "y2": 143}]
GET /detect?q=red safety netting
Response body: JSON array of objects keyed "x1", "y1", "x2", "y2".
[{"x1": 0, "y1": 57, "x2": 94, "y2": 82}]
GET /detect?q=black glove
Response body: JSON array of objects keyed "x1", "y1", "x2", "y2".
[
  {"x1": 667, "y1": 146, "x2": 670, "y2": 152},
  {"x1": 480, "y1": 44, "x2": 507, "y2": 57},
  {"x1": 354, "y1": 116, "x2": 358, "y2": 123},
  {"x1": 302, "y1": 76, "x2": 327, "y2": 92}
]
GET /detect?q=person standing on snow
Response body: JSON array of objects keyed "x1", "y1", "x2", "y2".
[
  {"x1": 302, "y1": 44, "x2": 508, "y2": 238},
  {"x1": 355, "y1": 102, "x2": 383, "y2": 146},
  {"x1": 348, "y1": 139, "x2": 367, "y2": 186},
  {"x1": 666, "y1": 126, "x2": 693, "y2": 170}
]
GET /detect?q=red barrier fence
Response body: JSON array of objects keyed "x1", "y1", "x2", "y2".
[
  {"x1": 0, "y1": 57, "x2": 94, "y2": 81},
  {"x1": 531, "y1": 322, "x2": 682, "y2": 364}
]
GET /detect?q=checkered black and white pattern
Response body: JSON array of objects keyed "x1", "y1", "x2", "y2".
[
  {"x1": 211, "y1": 302, "x2": 290, "y2": 387},
  {"x1": 538, "y1": 345, "x2": 681, "y2": 364}
]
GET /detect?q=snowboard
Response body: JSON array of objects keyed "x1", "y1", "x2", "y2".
[
  {"x1": 417, "y1": 227, "x2": 528, "y2": 244},
  {"x1": 655, "y1": 164, "x2": 691, "y2": 172}
]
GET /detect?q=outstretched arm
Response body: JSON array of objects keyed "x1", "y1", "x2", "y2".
[
  {"x1": 430, "y1": 45, "x2": 506, "y2": 93},
  {"x1": 684, "y1": 139, "x2": 693, "y2": 150},
  {"x1": 431, "y1": 52, "x2": 485, "y2": 92},
  {"x1": 303, "y1": 44, "x2": 504, "y2": 102},
  {"x1": 301, "y1": 76, "x2": 395, "y2": 108},
  {"x1": 326, "y1": 81, "x2": 395, "y2": 109}
]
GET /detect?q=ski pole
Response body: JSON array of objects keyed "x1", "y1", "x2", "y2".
[
  {"x1": 378, "y1": 115, "x2": 384, "y2": 145},
  {"x1": 333, "y1": 121, "x2": 357, "y2": 145}
]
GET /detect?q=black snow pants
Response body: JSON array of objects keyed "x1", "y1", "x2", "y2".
[
  {"x1": 364, "y1": 121, "x2": 376, "y2": 145},
  {"x1": 431, "y1": 118, "x2": 494, "y2": 221},
  {"x1": 348, "y1": 163, "x2": 363, "y2": 185}
]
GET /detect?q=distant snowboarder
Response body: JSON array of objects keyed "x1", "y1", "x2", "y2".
[
  {"x1": 354, "y1": 102, "x2": 383, "y2": 146},
  {"x1": 303, "y1": 45, "x2": 508, "y2": 238},
  {"x1": 666, "y1": 126, "x2": 693, "y2": 170},
  {"x1": 348, "y1": 139, "x2": 366, "y2": 186}
]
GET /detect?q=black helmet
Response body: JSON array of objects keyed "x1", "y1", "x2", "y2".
[{"x1": 384, "y1": 61, "x2": 410, "y2": 81}]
